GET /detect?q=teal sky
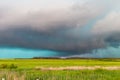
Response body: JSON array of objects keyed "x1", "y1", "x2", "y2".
[{"x1": 0, "y1": 47, "x2": 58, "y2": 58}]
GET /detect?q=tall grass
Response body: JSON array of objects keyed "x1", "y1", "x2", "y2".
[{"x1": 0, "y1": 70, "x2": 120, "y2": 80}]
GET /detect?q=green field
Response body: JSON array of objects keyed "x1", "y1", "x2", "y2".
[
  {"x1": 0, "y1": 59, "x2": 120, "y2": 80},
  {"x1": 0, "y1": 59, "x2": 120, "y2": 69}
]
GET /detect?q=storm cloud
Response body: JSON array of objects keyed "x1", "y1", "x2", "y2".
[{"x1": 0, "y1": 0, "x2": 120, "y2": 57}]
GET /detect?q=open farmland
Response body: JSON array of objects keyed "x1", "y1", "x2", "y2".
[
  {"x1": 0, "y1": 59, "x2": 120, "y2": 80},
  {"x1": 0, "y1": 59, "x2": 120, "y2": 69}
]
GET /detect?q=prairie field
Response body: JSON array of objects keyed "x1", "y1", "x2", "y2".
[{"x1": 0, "y1": 59, "x2": 120, "y2": 80}]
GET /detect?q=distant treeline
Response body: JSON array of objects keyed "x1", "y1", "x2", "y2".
[
  {"x1": 33, "y1": 57, "x2": 66, "y2": 59},
  {"x1": 32, "y1": 57, "x2": 120, "y2": 59}
]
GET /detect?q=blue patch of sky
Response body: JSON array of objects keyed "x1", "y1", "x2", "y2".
[{"x1": 0, "y1": 47, "x2": 58, "y2": 58}]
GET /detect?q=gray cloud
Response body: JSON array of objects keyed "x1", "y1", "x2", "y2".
[
  {"x1": 92, "y1": 12, "x2": 120, "y2": 34},
  {"x1": 0, "y1": 0, "x2": 120, "y2": 57}
]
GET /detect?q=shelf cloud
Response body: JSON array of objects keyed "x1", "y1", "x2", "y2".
[{"x1": 0, "y1": 0, "x2": 120, "y2": 58}]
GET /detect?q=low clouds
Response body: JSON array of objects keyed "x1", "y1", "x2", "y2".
[{"x1": 0, "y1": 0, "x2": 120, "y2": 57}]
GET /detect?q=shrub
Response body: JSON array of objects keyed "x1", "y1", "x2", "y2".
[
  {"x1": 9, "y1": 64, "x2": 18, "y2": 69},
  {"x1": 0, "y1": 64, "x2": 18, "y2": 69},
  {"x1": 0, "y1": 64, "x2": 8, "y2": 69}
]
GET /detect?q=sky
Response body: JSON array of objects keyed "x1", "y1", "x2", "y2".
[{"x1": 0, "y1": 0, "x2": 120, "y2": 58}]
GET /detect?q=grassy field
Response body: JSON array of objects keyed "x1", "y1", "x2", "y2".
[
  {"x1": 0, "y1": 59, "x2": 120, "y2": 69},
  {"x1": 0, "y1": 59, "x2": 120, "y2": 80}
]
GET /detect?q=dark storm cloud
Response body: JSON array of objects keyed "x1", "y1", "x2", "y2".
[
  {"x1": 0, "y1": 0, "x2": 120, "y2": 56},
  {"x1": 0, "y1": 26, "x2": 112, "y2": 56}
]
